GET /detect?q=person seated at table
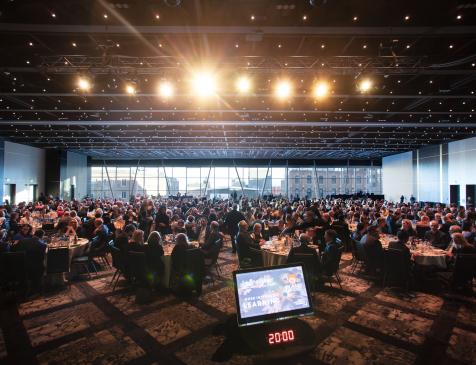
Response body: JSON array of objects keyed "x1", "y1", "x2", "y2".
[
  {"x1": 64, "y1": 219, "x2": 79, "y2": 238},
  {"x1": 7, "y1": 212, "x2": 20, "y2": 237},
  {"x1": 236, "y1": 220, "x2": 259, "y2": 258},
  {"x1": 287, "y1": 233, "x2": 322, "y2": 273},
  {"x1": 19, "y1": 210, "x2": 33, "y2": 225},
  {"x1": 425, "y1": 220, "x2": 449, "y2": 249},
  {"x1": 201, "y1": 221, "x2": 221, "y2": 258},
  {"x1": 375, "y1": 217, "x2": 389, "y2": 234},
  {"x1": 250, "y1": 223, "x2": 266, "y2": 246},
  {"x1": 114, "y1": 224, "x2": 136, "y2": 252},
  {"x1": 388, "y1": 230, "x2": 411, "y2": 262},
  {"x1": 360, "y1": 226, "x2": 384, "y2": 274},
  {"x1": 449, "y1": 232, "x2": 475, "y2": 255},
  {"x1": 12, "y1": 224, "x2": 33, "y2": 245},
  {"x1": 195, "y1": 217, "x2": 209, "y2": 246},
  {"x1": 440, "y1": 214, "x2": 455, "y2": 235},
  {"x1": 185, "y1": 215, "x2": 197, "y2": 240},
  {"x1": 321, "y1": 229, "x2": 342, "y2": 276},
  {"x1": 352, "y1": 222, "x2": 367, "y2": 242},
  {"x1": 90, "y1": 218, "x2": 109, "y2": 252},
  {"x1": 400, "y1": 219, "x2": 416, "y2": 237},
  {"x1": 173, "y1": 219, "x2": 187, "y2": 236},
  {"x1": 144, "y1": 231, "x2": 165, "y2": 285},
  {"x1": 129, "y1": 229, "x2": 146, "y2": 252},
  {"x1": 462, "y1": 220, "x2": 475, "y2": 244},
  {"x1": 171, "y1": 233, "x2": 193, "y2": 272},
  {"x1": 11, "y1": 229, "x2": 46, "y2": 293}
]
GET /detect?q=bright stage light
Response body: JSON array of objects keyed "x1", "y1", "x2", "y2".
[
  {"x1": 236, "y1": 76, "x2": 251, "y2": 93},
  {"x1": 313, "y1": 81, "x2": 329, "y2": 98},
  {"x1": 191, "y1": 71, "x2": 217, "y2": 97},
  {"x1": 358, "y1": 78, "x2": 373, "y2": 93},
  {"x1": 275, "y1": 80, "x2": 292, "y2": 99},
  {"x1": 125, "y1": 84, "x2": 136, "y2": 95},
  {"x1": 158, "y1": 81, "x2": 174, "y2": 98},
  {"x1": 77, "y1": 77, "x2": 91, "y2": 92}
]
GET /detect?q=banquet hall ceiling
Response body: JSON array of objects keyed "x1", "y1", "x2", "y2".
[{"x1": 0, "y1": 0, "x2": 475, "y2": 160}]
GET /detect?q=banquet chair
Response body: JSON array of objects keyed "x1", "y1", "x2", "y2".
[
  {"x1": 127, "y1": 251, "x2": 148, "y2": 287},
  {"x1": 46, "y1": 248, "x2": 70, "y2": 286},
  {"x1": 286, "y1": 253, "x2": 320, "y2": 292},
  {"x1": 71, "y1": 243, "x2": 97, "y2": 279},
  {"x1": 109, "y1": 245, "x2": 126, "y2": 291},
  {"x1": 451, "y1": 253, "x2": 476, "y2": 291},
  {"x1": 248, "y1": 247, "x2": 264, "y2": 268},
  {"x1": 351, "y1": 239, "x2": 366, "y2": 273},
  {"x1": 204, "y1": 239, "x2": 224, "y2": 280},
  {"x1": 0, "y1": 252, "x2": 28, "y2": 295},
  {"x1": 416, "y1": 226, "x2": 430, "y2": 239},
  {"x1": 323, "y1": 246, "x2": 343, "y2": 290},
  {"x1": 171, "y1": 248, "x2": 205, "y2": 296},
  {"x1": 383, "y1": 248, "x2": 411, "y2": 290}
]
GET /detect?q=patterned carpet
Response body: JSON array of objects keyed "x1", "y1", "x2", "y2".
[{"x1": 1, "y1": 239, "x2": 475, "y2": 365}]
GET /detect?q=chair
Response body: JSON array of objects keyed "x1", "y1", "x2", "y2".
[
  {"x1": 351, "y1": 239, "x2": 366, "y2": 273},
  {"x1": 46, "y1": 247, "x2": 70, "y2": 281},
  {"x1": 452, "y1": 253, "x2": 476, "y2": 291},
  {"x1": 204, "y1": 239, "x2": 223, "y2": 279},
  {"x1": 89, "y1": 239, "x2": 111, "y2": 269},
  {"x1": 383, "y1": 248, "x2": 411, "y2": 290},
  {"x1": 286, "y1": 253, "x2": 320, "y2": 292},
  {"x1": 333, "y1": 225, "x2": 352, "y2": 252},
  {"x1": 416, "y1": 226, "x2": 430, "y2": 239},
  {"x1": 323, "y1": 246, "x2": 343, "y2": 289},
  {"x1": 0, "y1": 252, "x2": 28, "y2": 294},
  {"x1": 127, "y1": 251, "x2": 148, "y2": 287},
  {"x1": 171, "y1": 248, "x2": 205, "y2": 296},
  {"x1": 249, "y1": 247, "x2": 264, "y2": 268},
  {"x1": 109, "y1": 245, "x2": 126, "y2": 291},
  {"x1": 71, "y1": 243, "x2": 97, "y2": 279}
]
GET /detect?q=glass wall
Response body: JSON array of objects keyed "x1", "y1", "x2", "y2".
[{"x1": 89, "y1": 165, "x2": 382, "y2": 199}]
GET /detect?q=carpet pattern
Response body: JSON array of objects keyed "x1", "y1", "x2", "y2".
[{"x1": 1, "y1": 239, "x2": 475, "y2": 365}]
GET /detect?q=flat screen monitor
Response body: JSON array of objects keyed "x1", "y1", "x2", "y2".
[{"x1": 233, "y1": 263, "x2": 314, "y2": 327}]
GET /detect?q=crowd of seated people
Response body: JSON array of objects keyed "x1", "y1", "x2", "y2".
[{"x1": 0, "y1": 193, "x2": 475, "y2": 294}]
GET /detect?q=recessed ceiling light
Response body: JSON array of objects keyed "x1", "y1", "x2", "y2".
[
  {"x1": 155, "y1": 14, "x2": 160, "y2": 20},
  {"x1": 404, "y1": 15, "x2": 410, "y2": 21},
  {"x1": 116, "y1": 43, "x2": 120, "y2": 47},
  {"x1": 235, "y1": 43, "x2": 239, "y2": 48},
  {"x1": 362, "y1": 44, "x2": 367, "y2": 49},
  {"x1": 28, "y1": 42, "x2": 33, "y2": 46},
  {"x1": 456, "y1": 14, "x2": 462, "y2": 20},
  {"x1": 72, "y1": 42, "x2": 77, "y2": 47},
  {"x1": 51, "y1": 13, "x2": 56, "y2": 18},
  {"x1": 321, "y1": 44, "x2": 325, "y2": 49},
  {"x1": 26, "y1": 60, "x2": 30, "y2": 64},
  {"x1": 103, "y1": 14, "x2": 108, "y2": 19},
  {"x1": 278, "y1": 44, "x2": 282, "y2": 48},
  {"x1": 449, "y1": 44, "x2": 454, "y2": 49},
  {"x1": 406, "y1": 44, "x2": 411, "y2": 49},
  {"x1": 302, "y1": 15, "x2": 307, "y2": 21},
  {"x1": 250, "y1": 15, "x2": 255, "y2": 20},
  {"x1": 353, "y1": 16, "x2": 358, "y2": 21}
]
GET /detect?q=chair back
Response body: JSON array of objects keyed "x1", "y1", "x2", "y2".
[
  {"x1": 42, "y1": 223, "x2": 55, "y2": 231},
  {"x1": 0, "y1": 252, "x2": 27, "y2": 286},
  {"x1": 384, "y1": 248, "x2": 410, "y2": 284},
  {"x1": 327, "y1": 246, "x2": 343, "y2": 276},
  {"x1": 127, "y1": 251, "x2": 148, "y2": 285},
  {"x1": 172, "y1": 248, "x2": 205, "y2": 295},
  {"x1": 416, "y1": 226, "x2": 430, "y2": 239},
  {"x1": 47, "y1": 248, "x2": 70, "y2": 274},
  {"x1": 352, "y1": 239, "x2": 366, "y2": 262},
  {"x1": 207, "y1": 239, "x2": 223, "y2": 266},
  {"x1": 333, "y1": 225, "x2": 351, "y2": 251},
  {"x1": 286, "y1": 252, "x2": 319, "y2": 290},
  {"x1": 249, "y1": 247, "x2": 264, "y2": 268},
  {"x1": 453, "y1": 253, "x2": 476, "y2": 285}
]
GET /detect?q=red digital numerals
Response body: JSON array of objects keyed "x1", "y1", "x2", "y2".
[{"x1": 268, "y1": 330, "x2": 295, "y2": 345}]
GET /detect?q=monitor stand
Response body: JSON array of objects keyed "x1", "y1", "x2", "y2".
[{"x1": 238, "y1": 317, "x2": 317, "y2": 360}]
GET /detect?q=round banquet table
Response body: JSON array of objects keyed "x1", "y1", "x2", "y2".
[
  {"x1": 261, "y1": 238, "x2": 321, "y2": 267},
  {"x1": 380, "y1": 234, "x2": 447, "y2": 269},
  {"x1": 47, "y1": 237, "x2": 89, "y2": 265}
]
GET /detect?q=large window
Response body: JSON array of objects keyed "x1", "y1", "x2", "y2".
[{"x1": 89, "y1": 164, "x2": 382, "y2": 199}]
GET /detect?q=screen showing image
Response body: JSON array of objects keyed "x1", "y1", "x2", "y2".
[{"x1": 234, "y1": 265, "x2": 312, "y2": 325}]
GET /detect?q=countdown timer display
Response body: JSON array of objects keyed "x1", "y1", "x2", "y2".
[{"x1": 268, "y1": 329, "x2": 295, "y2": 345}]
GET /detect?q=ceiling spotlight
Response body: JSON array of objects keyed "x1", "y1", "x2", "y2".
[
  {"x1": 406, "y1": 44, "x2": 411, "y2": 49},
  {"x1": 449, "y1": 44, "x2": 454, "y2": 49},
  {"x1": 51, "y1": 13, "x2": 56, "y2": 18},
  {"x1": 155, "y1": 14, "x2": 160, "y2": 20},
  {"x1": 404, "y1": 15, "x2": 410, "y2": 21},
  {"x1": 116, "y1": 43, "x2": 120, "y2": 47},
  {"x1": 28, "y1": 42, "x2": 33, "y2": 46},
  {"x1": 275, "y1": 80, "x2": 293, "y2": 100},
  {"x1": 321, "y1": 44, "x2": 325, "y2": 49},
  {"x1": 72, "y1": 42, "x2": 77, "y2": 47},
  {"x1": 250, "y1": 15, "x2": 255, "y2": 20},
  {"x1": 158, "y1": 81, "x2": 174, "y2": 98},
  {"x1": 192, "y1": 71, "x2": 217, "y2": 97},
  {"x1": 313, "y1": 81, "x2": 329, "y2": 98},
  {"x1": 236, "y1": 76, "x2": 252, "y2": 93},
  {"x1": 353, "y1": 16, "x2": 358, "y2": 21},
  {"x1": 125, "y1": 84, "x2": 136, "y2": 95},
  {"x1": 103, "y1": 14, "x2": 108, "y2": 19},
  {"x1": 456, "y1": 14, "x2": 462, "y2": 20},
  {"x1": 358, "y1": 78, "x2": 373, "y2": 93},
  {"x1": 302, "y1": 15, "x2": 307, "y2": 21},
  {"x1": 77, "y1": 77, "x2": 91, "y2": 92}
]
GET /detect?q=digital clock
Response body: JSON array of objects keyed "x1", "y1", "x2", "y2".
[{"x1": 268, "y1": 329, "x2": 295, "y2": 345}]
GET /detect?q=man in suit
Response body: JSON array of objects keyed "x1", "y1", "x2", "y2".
[
  {"x1": 225, "y1": 204, "x2": 245, "y2": 253},
  {"x1": 287, "y1": 233, "x2": 322, "y2": 273},
  {"x1": 360, "y1": 226, "x2": 384, "y2": 274},
  {"x1": 321, "y1": 229, "x2": 342, "y2": 276},
  {"x1": 425, "y1": 220, "x2": 449, "y2": 249},
  {"x1": 236, "y1": 220, "x2": 260, "y2": 259},
  {"x1": 12, "y1": 229, "x2": 47, "y2": 292}
]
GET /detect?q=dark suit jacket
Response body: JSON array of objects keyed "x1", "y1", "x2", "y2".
[
  {"x1": 236, "y1": 230, "x2": 260, "y2": 258},
  {"x1": 12, "y1": 237, "x2": 47, "y2": 276},
  {"x1": 287, "y1": 244, "x2": 321, "y2": 272},
  {"x1": 388, "y1": 240, "x2": 411, "y2": 262},
  {"x1": 425, "y1": 230, "x2": 449, "y2": 249}
]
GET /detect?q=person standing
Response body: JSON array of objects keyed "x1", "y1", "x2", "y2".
[{"x1": 225, "y1": 204, "x2": 245, "y2": 253}]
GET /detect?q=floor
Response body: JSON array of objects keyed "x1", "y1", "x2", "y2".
[{"x1": 0, "y1": 239, "x2": 475, "y2": 365}]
